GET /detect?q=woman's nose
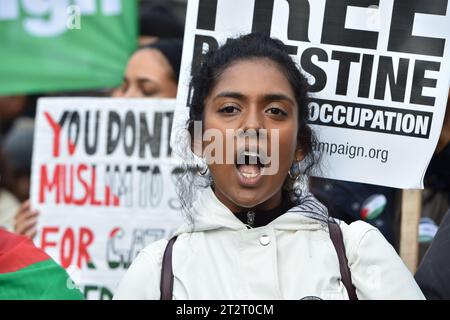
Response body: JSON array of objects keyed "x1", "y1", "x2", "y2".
[{"x1": 241, "y1": 107, "x2": 263, "y2": 132}]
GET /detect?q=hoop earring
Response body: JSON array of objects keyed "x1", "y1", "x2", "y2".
[{"x1": 196, "y1": 163, "x2": 209, "y2": 176}]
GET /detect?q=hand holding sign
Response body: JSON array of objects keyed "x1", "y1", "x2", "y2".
[{"x1": 14, "y1": 200, "x2": 39, "y2": 239}]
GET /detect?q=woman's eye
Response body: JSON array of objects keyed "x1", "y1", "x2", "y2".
[
  {"x1": 219, "y1": 105, "x2": 240, "y2": 114},
  {"x1": 266, "y1": 107, "x2": 288, "y2": 116},
  {"x1": 143, "y1": 90, "x2": 158, "y2": 97},
  {"x1": 142, "y1": 85, "x2": 158, "y2": 97}
]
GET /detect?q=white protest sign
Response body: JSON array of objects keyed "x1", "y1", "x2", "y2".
[
  {"x1": 172, "y1": 0, "x2": 450, "y2": 189},
  {"x1": 30, "y1": 98, "x2": 183, "y2": 299}
]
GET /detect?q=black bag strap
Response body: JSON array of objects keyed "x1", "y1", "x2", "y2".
[
  {"x1": 160, "y1": 236, "x2": 177, "y2": 300},
  {"x1": 160, "y1": 222, "x2": 358, "y2": 300},
  {"x1": 328, "y1": 219, "x2": 358, "y2": 300}
]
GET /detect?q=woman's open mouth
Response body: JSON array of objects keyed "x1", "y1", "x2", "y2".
[{"x1": 235, "y1": 150, "x2": 267, "y2": 186}]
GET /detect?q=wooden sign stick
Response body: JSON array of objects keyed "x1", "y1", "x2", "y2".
[{"x1": 400, "y1": 189, "x2": 422, "y2": 274}]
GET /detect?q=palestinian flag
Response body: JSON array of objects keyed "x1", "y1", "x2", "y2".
[{"x1": 0, "y1": 229, "x2": 84, "y2": 300}]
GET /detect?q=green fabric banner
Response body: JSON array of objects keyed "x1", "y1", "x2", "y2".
[{"x1": 0, "y1": 0, "x2": 138, "y2": 95}]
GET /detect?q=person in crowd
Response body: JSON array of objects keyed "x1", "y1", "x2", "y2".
[
  {"x1": 310, "y1": 179, "x2": 396, "y2": 245},
  {"x1": 114, "y1": 33, "x2": 424, "y2": 300},
  {"x1": 415, "y1": 209, "x2": 450, "y2": 300},
  {"x1": 2, "y1": 118, "x2": 34, "y2": 203},
  {"x1": 1, "y1": 119, "x2": 36, "y2": 236},
  {"x1": 0, "y1": 150, "x2": 19, "y2": 232},
  {"x1": 0, "y1": 228, "x2": 84, "y2": 299},
  {"x1": 423, "y1": 138, "x2": 450, "y2": 217},
  {"x1": 0, "y1": 96, "x2": 28, "y2": 140},
  {"x1": 113, "y1": 38, "x2": 183, "y2": 98},
  {"x1": 0, "y1": 95, "x2": 38, "y2": 140},
  {"x1": 418, "y1": 89, "x2": 450, "y2": 255}
]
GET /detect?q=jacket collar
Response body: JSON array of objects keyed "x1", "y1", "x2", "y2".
[{"x1": 174, "y1": 187, "x2": 328, "y2": 235}]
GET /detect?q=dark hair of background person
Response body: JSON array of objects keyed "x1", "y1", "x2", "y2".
[
  {"x1": 139, "y1": 3, "x2": 184, "y2": 41},
  {"x1": 0, "y1": 95, "x2": 38, "y2": 138},
  {"x1": 176, "y1": 33, "x2": 321, "y2": 223},
  {"x1": 142, "y1": 38, "x2": 183, "y2": 81}
]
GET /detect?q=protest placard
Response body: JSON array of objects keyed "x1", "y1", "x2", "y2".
[{"x1": 30, "y1": 98, "x2": 182, "y2": 299}]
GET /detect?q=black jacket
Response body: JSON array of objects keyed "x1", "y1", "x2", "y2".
[{"x1": 415, "y1": 210, "x2": 450, "y2": 299}]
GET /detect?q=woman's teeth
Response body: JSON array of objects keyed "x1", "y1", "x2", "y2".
[
  {"x1": 234, "y1": 150, "x2": 268, "y2": 184},
  {"x1": 237, "y1": 164, "x2": 261, "y2": 178},
  {"x1": 242, "y1": 172, "x2": 259, "y2": 179}
]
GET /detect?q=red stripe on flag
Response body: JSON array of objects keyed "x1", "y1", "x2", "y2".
[{"x1": 0, "y1": 229, "x2": 51, "y2": 274}]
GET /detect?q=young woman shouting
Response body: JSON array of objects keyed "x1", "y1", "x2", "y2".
[{"x1": 114, "y1": 33, "x2": 424, "y2": 300}]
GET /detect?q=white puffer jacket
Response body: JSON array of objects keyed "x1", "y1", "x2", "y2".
[{"x1": 114, "y1": 187, "x2": 424, "y2": 300}]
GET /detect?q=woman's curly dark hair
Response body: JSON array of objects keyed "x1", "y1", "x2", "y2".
[{"x1": 176, "y1": 33, "x2": 320, "y2": 222}]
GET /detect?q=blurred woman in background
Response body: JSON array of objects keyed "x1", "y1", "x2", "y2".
[{"x1": 113, "y1": 38, "x2": 182, "y2": 98}]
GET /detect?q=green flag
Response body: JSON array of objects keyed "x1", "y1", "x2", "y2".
[{"x1": 0, "y1": 0, "x2": 138, "y2": 95}]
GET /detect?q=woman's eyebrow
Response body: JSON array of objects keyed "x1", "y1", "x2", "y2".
[
  {"x1": 137, "y1": 77, "x2": 156, "y2": 85},
  {"x1": 213, "y1": 91, "x2": 246, "y2": 101},
  {"x1": 212, "y1": 92, "x2": 295, "y2": 105},
  {"x1": 262, "y1": 93, "x2": 296, "y2": 106}
]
